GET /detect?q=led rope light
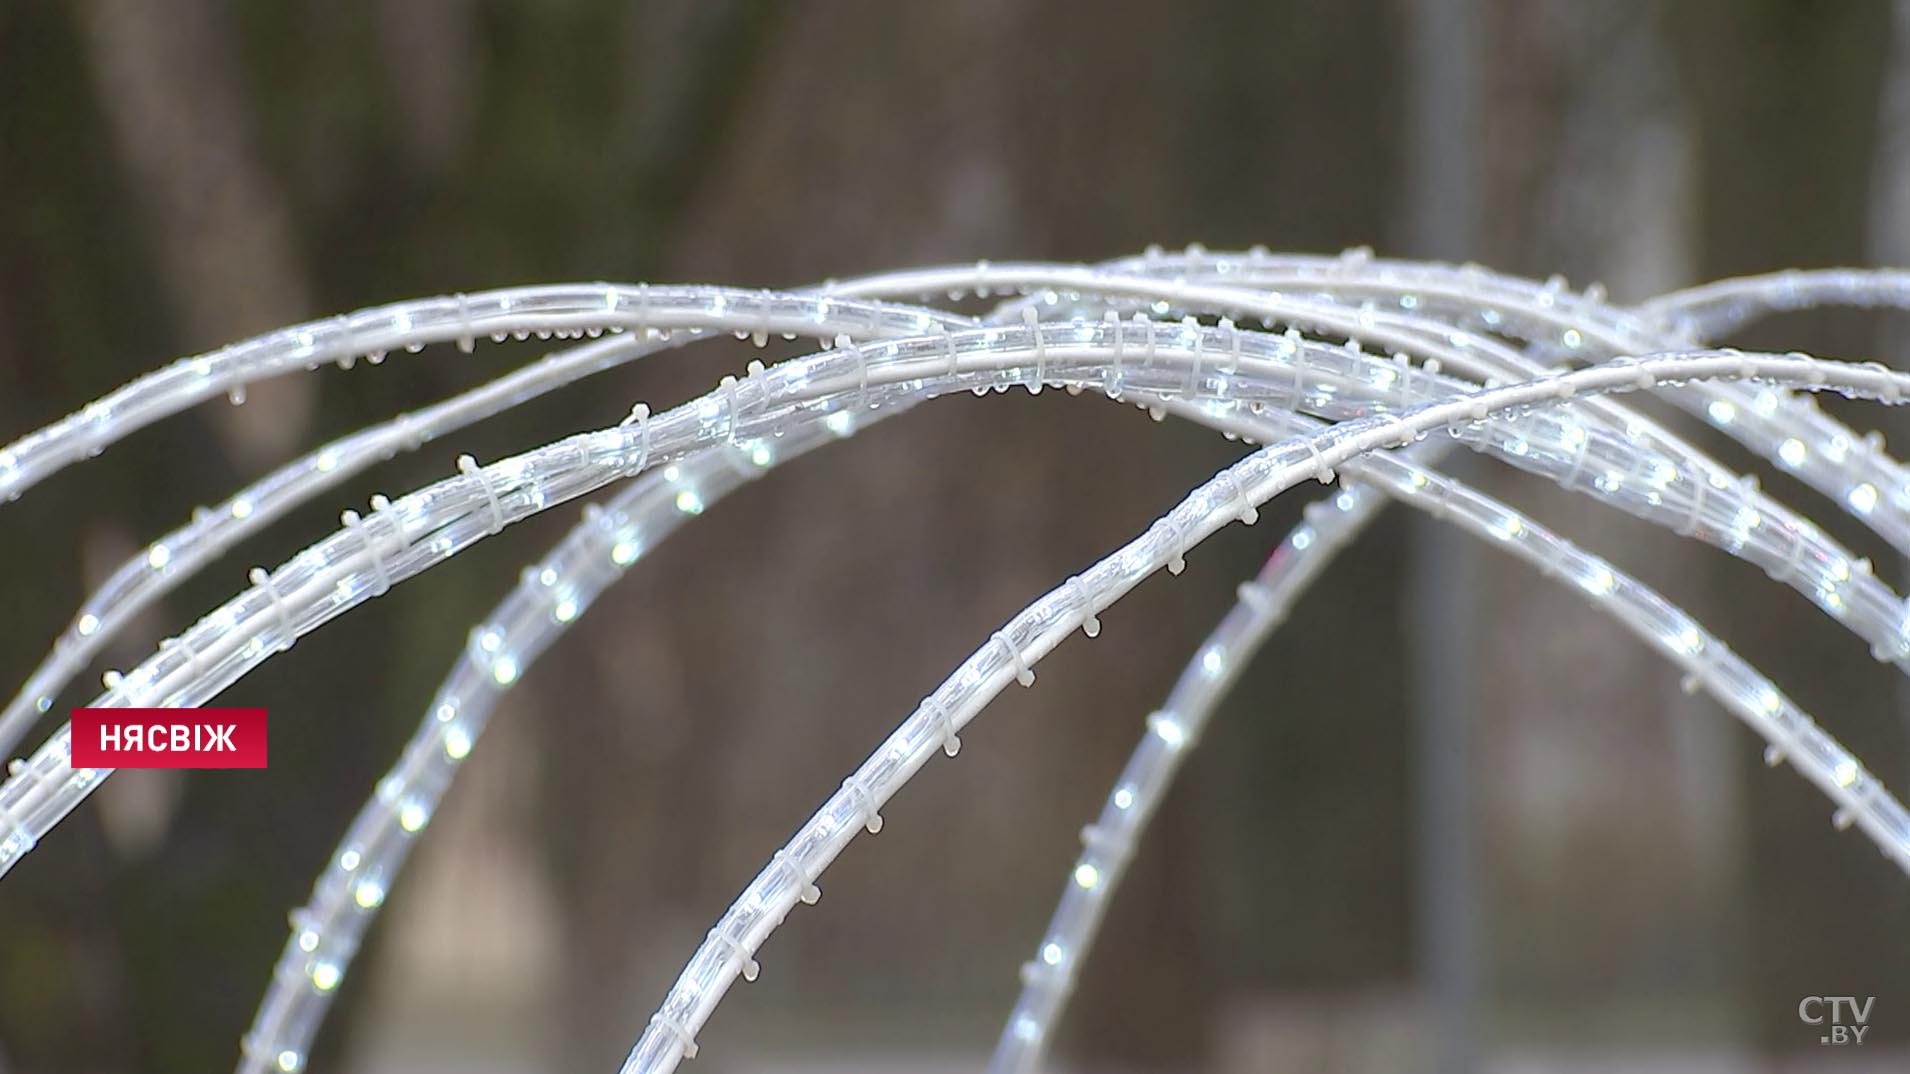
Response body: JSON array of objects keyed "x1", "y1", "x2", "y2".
[
  {"x1": 11, "y1": 329, "x2": 1910, "y2": 885},
  {"x1": 14, "y1": 259, "x2": 1906, "y2": 763},
  {"x1": 5, "y1": 255, "x2": 1910, "y2": 1074},
  {"x1": 618, "y1": 350, "x2": 1910, "y2": 1074}
]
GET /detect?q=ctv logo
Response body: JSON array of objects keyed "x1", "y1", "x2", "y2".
[
  {"x1": 71, "y1": 708, "x2": 267, "y2": 768},
  {"x1": 1799, "y1": 995, "x2": 1874, "y2": 1046}
]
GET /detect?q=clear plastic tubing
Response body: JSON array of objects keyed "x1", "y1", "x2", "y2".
[
  {"x1": 10, "y1": 261, "x2": 1903, "y2": 761},
  {"x1": 836, "y1": 258, "x2": 1910, "y2": 557},
  {"x1": 984, "y1": 396, "x2": 1818, "y2": 1072},
  {"x1": 617, "y1": 353, "x2": 1910, "y2": 1074},
  {"x1": 7, "y1": 332, "x2": 1910, "y2": 883},
  {"x1": 0, "y1": 270, "x2": 1795, "y2": 772},
  {"x1": 237, "y1": 276, "x2": 1557, "y2": 1071},
  {"x1": 240, "y1": 272, "x2": 1884, "y2": 1073},
  {"x1": 0, "y1": 290, "x2": 984, "y2": 757}
]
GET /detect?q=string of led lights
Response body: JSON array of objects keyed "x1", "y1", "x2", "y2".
[
  {"x1": 14, "y1": 327, "x2": 1910, "y2": 886},
  {"x1": 3, "y1": 255, "x2": 1909, "y2": 1074},
  {"x1": 11, "y1": 257, "x2": 1901, "y2": 770},
  {"x1": 239, "y1": 261, "x2": 1910, "y2": 1074},
  {"x1": 616, "y1": 349, "x2": 1910, "y2": 1074},
  {"x1": 9, "y1": 255, "x2": 1899, "y2": 765}
]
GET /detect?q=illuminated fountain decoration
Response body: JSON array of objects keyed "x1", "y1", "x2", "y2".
[{"x1": 3, "y1": 249, "x2": 1910, "y2": 1074}]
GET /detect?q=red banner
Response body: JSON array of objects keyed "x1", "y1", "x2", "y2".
[{"x1": 70, "y1": 708, "x2": 268, "y2": 768}]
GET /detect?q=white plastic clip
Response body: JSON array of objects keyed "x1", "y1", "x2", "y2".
[
  {"x1": 394, "y1": 411, "x2": 427, "y2": 452},
  {"x1": 453, "y1": 293, "x2": 475, "y2": 354},
  {"x1": 341, "y1": 505, "x2": 390, "y2": 597},
  {"x1": 1183, "y1": 316, "x2": 1203, "y2": 396},
  {"x1": 842, "y1": 774, "x2": 884, "y2": 834},
  {"x1": 941, "y1": 324, "x2": 961, "y2": 380},
  {"x1": 995, "y1": 630, "x2": 1035, "y2": 687},
  {"x1": 1067, "y1": 576, "x2": 1101, "y2": 638},
  {"x1": 159, "y1": 632, "x2": 207, "y2": 681},
  {"x1": 250, "y1": 567, "x2": 294, "y2": 652},
  {"x1": 836, "y1": 333, "x2": 870, "y2": 410},
  {"x1": 773, "y1": 848, "x2": 821, "y2": 905},
  {"x1": 1235, "y1": 579, "x2": 1275, "y2": 616},
  {"x1": 458, "y1": 455, "x2": 505, "y2": 535},
  {"x1": 635, "y1": 282, "x2": 652, "y2": 338},
  {"x1": 1023, "y1": 307, "x2": 1045, "y2": 395},
  {"x1": 621, "y1": 403, "x2": 654, "y2": 472},
  {"x1": 1080, "y1": 822, "x2": 1132, "y2": 862},
  {"x1": 1223, "y1": 317, "x2": 1243, "y2": 375},
  {"x1": 1227, "y1": 470, "x2": 1260, "y2": 525},
  {"x1": 1870, "y1": 362, "x2": 1901, "y2": 404},
  {"x1": 1388, "y1": 416, "x2": 1416, "y2": 449},
  {"x1": 1165, "y1": 519, "x2": 1188, "y2": 575},
  {"x1": 1677, "y1": 476, "x2": 1709, "y2": 537},
  {"x1": 720, "y1": 375, "x2": 740, "y2": 445},
  {"x1": 708, "y1": 927, "x2": 760, "y2": 982},
  {"x1": 648, "y1": 1012, "x2": 699, "y2": 1060},
  {"x1": 753, "y1": 289, "x2": 773, "y2": 348},
  {"x1": 1304, "y1": 440, "x2": 1335, "y2": 484},
  {"x1": 1107, "y1": 311, "x2": 1125, "y2": 396},
  {"x1": 925, "y1": 695, "x2": 961, "y2": 757}
]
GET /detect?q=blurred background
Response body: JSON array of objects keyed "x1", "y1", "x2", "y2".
[{"x1": 1, "y1": 0, "x2": 1908, "y2": 1071}]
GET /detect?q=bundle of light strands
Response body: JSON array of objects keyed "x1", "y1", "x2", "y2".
[{"x1": 0, "y1": 251, "x2": 1906, "y2": 1074}]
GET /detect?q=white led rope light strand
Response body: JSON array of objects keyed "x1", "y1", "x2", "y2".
[
  {"x1": 10, "y1": 329, "x2": 1910, "y2": 882},
  {"x1": 838, "y1": 258, "x2": 1910, "y2": 556},
  {"x1": 984, "y1": 388, "x2": 1874, "y2": 1071},
  {"x1": 11, "y1": 254, "x2": 1910, "y2": 1062},
  {"x1": 0, "y1": 283, "x2": 971, "y2": 504},
  {"x1": 617, "y1": 353, "x2": 1910, "y2": 1074},
  {"x1": 1119, "y1": 251, "x2": 1910, "y2": 539},
  {"x1": 0, "y1": 298, "x2": 1901, "y2": 1071},
  {"x1": 14, "y1": 259, "x2": 1908, "y2": 760},
  {"x1": 977, "y1": 262, "x2": 1910, "y2": 1068},
  {"x1": 0, "y1": 291, "x2": 994, "y2": 755}
]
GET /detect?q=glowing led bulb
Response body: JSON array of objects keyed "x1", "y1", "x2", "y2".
[
  {"x1": 1149, "y1": 713, "x2": 1186, "y2": 748},
  {"x1": 311, "y1": 962, "x2": 341, "y2": 991},
  {"x1": 444, "y1": 726, "x2": 473, "y2": 760},
  {"x1": 399, "y1": 802, "x2": 428, "y2": 832},
  {"x1": 1849, "y1": 482, "x2": 1879, "y2": 514},
  {"x1": 1073, "y1": 863, "x2": 1100, "y2": 889}
]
